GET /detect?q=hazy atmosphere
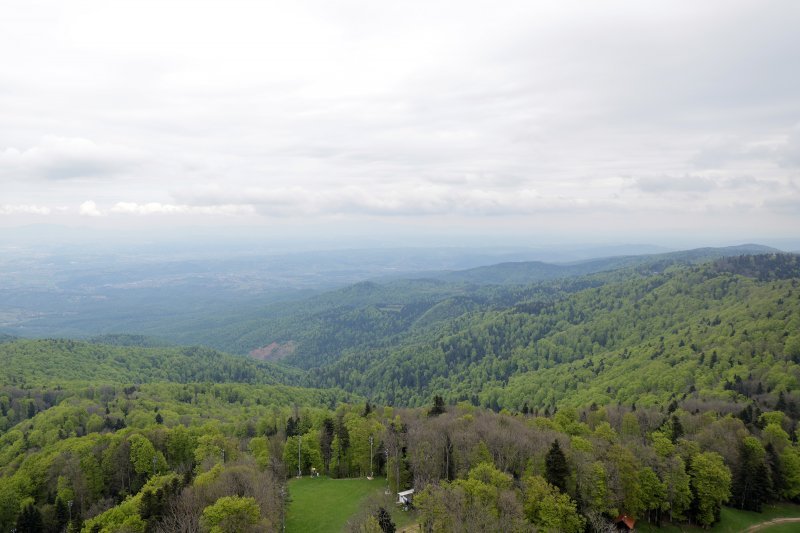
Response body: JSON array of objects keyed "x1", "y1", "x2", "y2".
[
  {"x1": 5, "y1": 5, "x2": 800, "y2": 532},
  {"x1": 2, "y1": 1, "x2": 800, "y2": 247}
]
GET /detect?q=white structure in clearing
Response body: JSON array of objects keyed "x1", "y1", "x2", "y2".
[{"x1": 397, "y1": 489, "x2": 414, "y2": 506}]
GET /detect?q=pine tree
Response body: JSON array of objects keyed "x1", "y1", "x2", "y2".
[
  {"x1": 15, "y1": 503, "x2": 44, "y2": 533},
  {"x1": 545, "y1": 440, "x2": 569, "y2": 493},
  {"x1": 670, "y1": 415, "x2": 684, "y2": 443},
  {"x1": 766, "y1": 443, "x2": 784, "y2": 498},
  {"x1": 776, "y1": 391, "x2": 787, "y2": 411},
  {"x1": 54, "y1": 498, "x2": 69, "y2": 531},
  {"x1": 286, "y1": 416, "x2": 297, "y2": 437},
  {"x1": 428, "y1": 395, "x2": 446, "y2": 417},
  {"x1": 375, "y1": 506, "x2": 396, "y2": 533},
  {"x1": 732, "y1": 438, "x2": 772, "y2": 511}
]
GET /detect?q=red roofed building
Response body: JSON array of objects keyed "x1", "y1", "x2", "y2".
[{"x1": 614, "y1": 514, "x2": 636, "y2": 531}]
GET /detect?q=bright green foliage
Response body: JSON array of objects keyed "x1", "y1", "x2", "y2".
[
  {"x1": 283, "y1": 433, "x2": 323, "y2": 476},
  {"x1": 166, "y1": 424, "x2": 197, "y2": 468},
  {"x1": 200, "y1": 495, "x2": 261, "y2": 533},
  {"x1": 83, "y1": 474, "x2": 178, "y2": 532},
  {"x1": 690, "y1": 451, "x2": 732, "y2": 527},
  {"x1": 453, "y1": 462, "x2": 514, "y2": 512},
  {"x1": 467, "y1": 462, "x2": 513, "y2": 490},
  {"x1": 129, "y1": 434, "x2": 167, "y2": 476},
  {"x1": 780, "y1": 446, "x2": 800, "y2": 499},
  {"x1": 523, "y1": 475, "x2": 585, "y2": 532},
  {"x1": 582, "y1": 461, "x2": 609, "y2": 514},
  {"x1": 638, "y1": 467, "x2": 666, "y2": 522},
  {"x1": 0, "y1": 340, "x2": 304, "y2": 387},
  {"x1": 247, "y1": 436, "x2": 270, "y2": 470},
  {"x1": 662, "y1": 456, "x2": 692, "y2": 521}
]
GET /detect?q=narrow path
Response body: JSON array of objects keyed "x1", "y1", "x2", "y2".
[{"x1": 745, "y1": 517, "x2": 800, "y2": 532}]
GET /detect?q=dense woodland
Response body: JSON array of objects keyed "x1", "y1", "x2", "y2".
[{"x1": 1, "y1": 252, "x2": 800, "y2": 532}]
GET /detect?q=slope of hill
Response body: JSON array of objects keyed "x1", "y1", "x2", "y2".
[
  {"x1": 302, "y1": 254, "x2": 800, "y2": 408},
  {"x1": 0, "y1": 253, "x2": 799, "y2": 533},
  {"x1": 439, "y1": 243, "x2": 780, "y2": 285},
  {"x1": 182, "y1": 245, "x2": 779, "y2": 361},
  {"x1": 0, "y1": 339, "x2": 305, "y2": 387}
]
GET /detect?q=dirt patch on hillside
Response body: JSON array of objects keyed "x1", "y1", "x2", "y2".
[{"x1": 249, "y1": 341, "x2": 296, "y2": 361}]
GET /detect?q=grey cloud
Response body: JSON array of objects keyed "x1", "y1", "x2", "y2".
[
  {"x1": 633, "y1": 174, "x2": 776, "y2": 195},
  {"x1": 763, "y1": 195, "x2": 800, "y2": 215},
  {"x1": 634, "y1": 175, "x2": 718, "y2": 194},
  {"x1": 0, "y1": 1, "x2": 799, "y2": 240},
  {"x1": 0, "y1": 137, "x2": 143, "y2": 180}
]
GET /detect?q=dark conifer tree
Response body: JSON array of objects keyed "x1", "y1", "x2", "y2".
[
  {"x1": 428, "y1": 395, "x2": 446, "y2": 417},
  {"x1": 15, "y1": 503, "x2": 44, "y2": 533},
  {"x1": 545, "y1": 440, "x2": 569, "y2": 493},
  {"x1": 766, "y1": 443, "x2": 784, "y2": 499},
  {"x1": 776, "y1": 391, "x2": 787, "y2": 411},
  {"x1": 286, "y1": 416, "x2": 297, "y2": 437},
  {"x1": 375, "y1": 506, "x2": 396, "y2": 533},
  {"x1": 54, "y1": 497, "x2": 69, "y2": 530},
  {"x1": 320, "y1": 417, "x2": 335, "y2": 474},
  {"x1": 670, "y1": 415, "x2": 684, "y2": 443},
  {"x1": 336, "y1": 416, "x2": 351, "y2": 477},
  {"x1": 733, "y1": 441, "x2": 772, "y2": 511}
]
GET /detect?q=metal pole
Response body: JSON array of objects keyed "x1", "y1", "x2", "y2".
[
  {"x1": 297, "y1": 435, "x2": 302, "y2": 477},
  {"x1": 385, "y1": 449, "x2": 390, "y2": 494},
  {"x1": 369, "y1": 435, "x2": 374, "y2": 478},
  {"x1": 68, "y1": 500, "x2": 73, "y2": 528},
  {"x1": 280, "y1": 486, "x2": 286, "y2": 531}
]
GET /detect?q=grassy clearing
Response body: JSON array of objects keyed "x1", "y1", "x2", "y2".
[
  {"x1": 637, "y1": 503, "x2": 800, "y2": 533},
  {"x1": 286, "y1": 476, "x2": 416, "y2": 533}
]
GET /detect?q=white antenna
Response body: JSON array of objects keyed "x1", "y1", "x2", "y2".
[
  {"x1": 369, "y1": 435, "x2": 374, "y2": 479},
  {"x1": 297, "y1": 435, "x2": 302, "y2": 477}
]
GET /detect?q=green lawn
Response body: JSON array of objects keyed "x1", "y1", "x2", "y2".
[
  {"x1": 637, "y1": 503, "x2": 800, "y2": 533},
  {"x1": 757, "y1": 525, "x2": 800, "y2": 533},
  {"x1": 286, "y1": 476, "x2": 415, "y2": 533}
]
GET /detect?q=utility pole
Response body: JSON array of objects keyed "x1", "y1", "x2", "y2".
[
  {"x1": 385, "y1": 449, "x2": 390, "y2": 495},
  {"x1": 68, "y1": 500, "x2": 73, "y2": 528},
  {"x1": 297, "y1": 435, "x2": 302, "y2": 477},
  {"x1": 369, "y1": 435, "x2": 374, "y2": 479},
  {"x1": 280, "y1": 486, "x2": 287, "y2": 531}
]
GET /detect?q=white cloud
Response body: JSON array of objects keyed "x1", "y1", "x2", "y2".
[
  {"x1": 0, "y1": 204, "x2": 51, "y2": 215},
  {"x1": 110, "y1": 202, "x2": 256, "y2": 216},
  {"x1": 79, "y1": 200, "x2": 103, "y2": 217}
]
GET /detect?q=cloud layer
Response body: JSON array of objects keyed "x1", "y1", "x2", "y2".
[{"x1": 1, "y1": 0, "x2": 799, "y2": 242}]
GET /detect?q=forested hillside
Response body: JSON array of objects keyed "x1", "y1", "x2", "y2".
[
  {"x1": 1, "y1": 252, "x2": 800, "y2": 532},
  {"x1": 326, "y1": 253, "x2": 800, "y2": 409},
  {"x1": 0, "y1": 339, "x2": 306, "y2": 388}
]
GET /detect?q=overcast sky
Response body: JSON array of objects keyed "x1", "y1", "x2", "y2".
[{"x1": 1, "y1": 0, "x2": 799, "y2": 247}]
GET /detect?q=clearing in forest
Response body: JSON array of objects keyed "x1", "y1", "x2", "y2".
[{"x1": 286, "y1": 476, "x2": 415, "y2": 533}]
